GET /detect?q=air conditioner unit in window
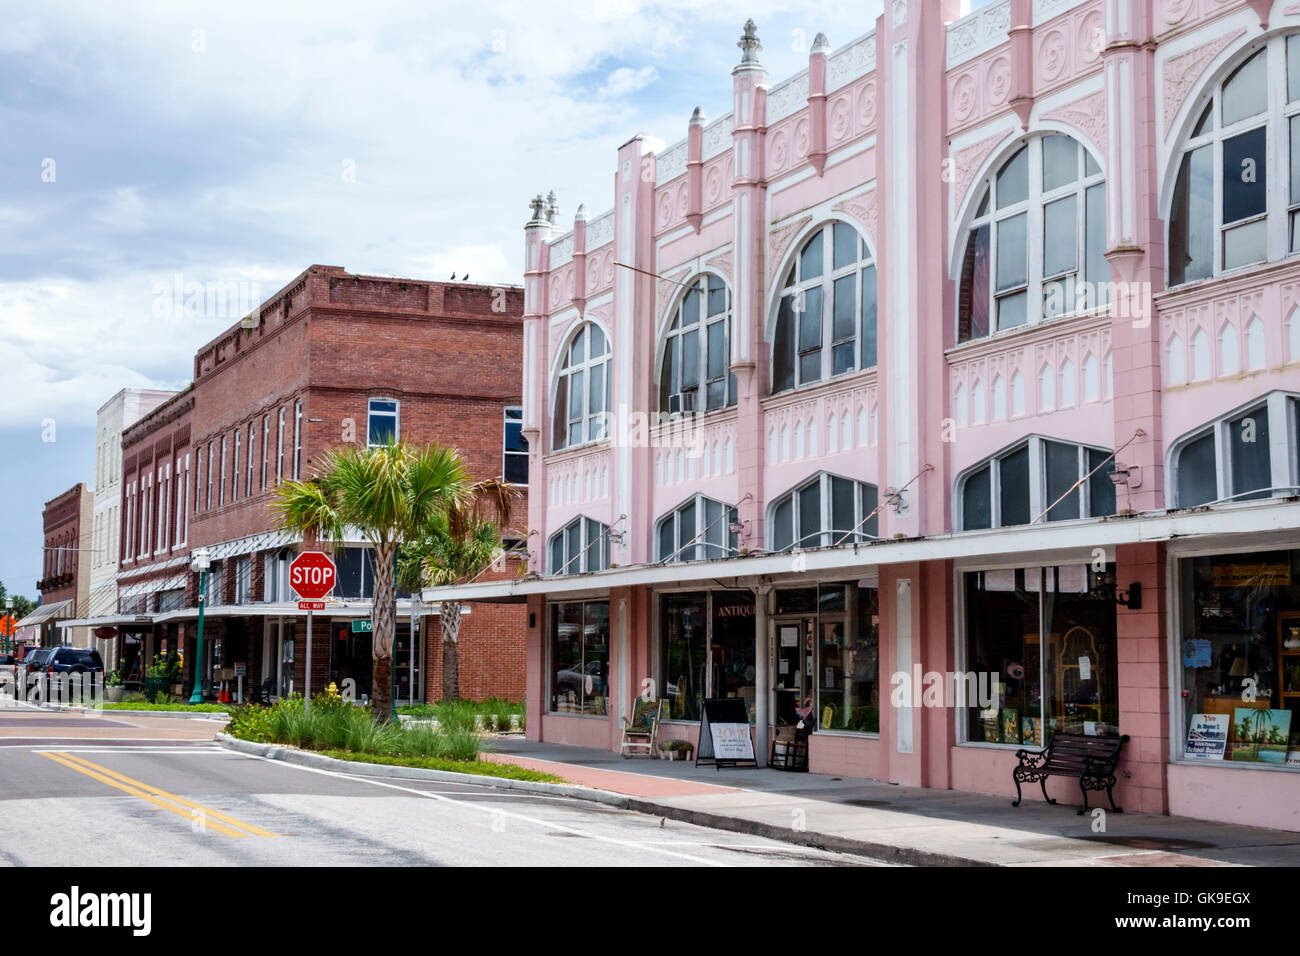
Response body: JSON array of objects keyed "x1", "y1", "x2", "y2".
[{"x1": 669, "y1": 390, "x2": 696, "y2": 414}]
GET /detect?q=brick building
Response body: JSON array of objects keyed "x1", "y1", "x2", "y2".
[
  {"x1": 68, "y1": 265, "x2": 526, "y2": 702},
  {"x1": 23, "y1": 483, "x2": 94, "y2": 648}
]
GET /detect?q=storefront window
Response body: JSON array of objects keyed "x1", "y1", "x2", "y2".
[
  {"x1": 661, "y1": 592, "x2": 707, "y2": 720},
  {"x1": 1177, "y1": 549, "x2": 1300, "y2": 767},
  {"x1": 963, "y1": 565, "x2": 1118, "y2": 746},
  {"x1": 660, "y1": 590, "x2": 757, "y2": 722},
  {"x1": 549, "y1": 601, "x2": 609, "y2": 716},
  {"x1": 772, "y1": 583, "x2": 879, "y2": 734}
]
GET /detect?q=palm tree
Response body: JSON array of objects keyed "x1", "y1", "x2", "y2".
[
  {"x1": 273, "y1": 441, "x2": 469, "y2": 721},
  {"x1": 399, "y1": 482, "x2": 516, "y2": 701}
]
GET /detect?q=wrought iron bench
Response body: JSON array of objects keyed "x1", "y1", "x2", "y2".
[{"x1": 1012, "y1": 732, "x2": 1129, "y2": 814}]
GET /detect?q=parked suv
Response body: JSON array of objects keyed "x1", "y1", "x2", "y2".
[{"x1": 45, "y1": 647, "x2": 104, "y2": 674}]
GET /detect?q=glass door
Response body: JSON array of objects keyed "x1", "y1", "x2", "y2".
[{"x1": 773, "y1": 616, "x2": 814, "y2": 726}]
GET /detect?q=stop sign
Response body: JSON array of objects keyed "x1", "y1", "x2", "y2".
[{"x1": 289, "y1": 551, "x2": 337, "y2": 601}]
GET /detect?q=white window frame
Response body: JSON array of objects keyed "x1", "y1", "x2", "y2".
[
  {"x1": 178, "y1": 455, "x2": 188, "y2": 547},
  {"x1": 547, "y1": 516, "x2": 609, "y2": 575},
  {"x1": 219, "y1": 436, "x2": 227, "y2": 507},
  {"x1": 955, "y1": 436, "x2": 1115, "y2": 530},
  {"x1": 261, "y1": 413, "x2": 269, "y2": 490},
  {"x1": 123, "y1": 482, "x2": 134, "y2": 565},
  {"x1": 293, "y1": 400, "x2": 302, "y2": 478},
  {"x1": 206, "y1": 442, "x2": 214, "y2": 511},
  {"x1": 552, "y1": 323, "x2": 612, "y2": 452},
  {"x1": 232, "y1": 429, "x2": 240, "y2": 503},
  {"x1": 658, "y1": 273, "x2": 736, "y2": 414},
  {"x1": 773, "y1": 221, "x2": 878, "y2": 393},
  {"x1": 1168, "y1": 391, "x2": 1300, "y2": 506},
  {"x1": 502, "y1": 405, "x2": 528, "y2": 485},
  {"x1": 247, "y1": 421, "x2": 256, "y2": 496},
  {"x1": 277, "y1": 407, "x2": 286, "y2": 484},
  {"x1": 1168, "y1": 36, "x2": 1300, "y2": 285},
  {"x1": 656, "y1": 494, "x2": 739, "y2": 563},
  {"x1": 765, "y1": 472, "x2": 880, "y2": 551},
  {"x1": 959, "y1": 135, "x2": 1107, "y2": 342},
  {"x1": 366, "y1": 397, "x2": 400, "y2": 448}
]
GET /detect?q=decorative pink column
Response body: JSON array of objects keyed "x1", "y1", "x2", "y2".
[
  {"x1": 572, "y1": 204, "x2": 588, "y2": 317},
  {"x1": 522, "y1": 194, "x2": 552, "y2": 577},
  {"x1": 1006, "y1": 0, "x2": 1034, "y2": 129},
  {"x1": 1104, "y1": 0, "x2": 1164, "y2": 513},
  {"x1": 807, "y1": 32, "x2": 829, "y2": 176},
  {"x1": 686, "y1": 109, "x2": 704, "y2": 233},
  {"x1": 612, "y1": 135, "x2": 658, "y2": 566},
  {"x1": 730, "y1": 19, "x2": 769, "y2": 547}
]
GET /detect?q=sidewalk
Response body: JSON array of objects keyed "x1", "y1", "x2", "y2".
[{"x1": 483, "y1": 738, "x2": 1300, "y2": 866}]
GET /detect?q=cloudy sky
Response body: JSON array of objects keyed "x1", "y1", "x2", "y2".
[{"x1": 0, "y1": 0, "x2": 883, "y2": 597}]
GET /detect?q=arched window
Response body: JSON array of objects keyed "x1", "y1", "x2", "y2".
[
  {"x1": 1170, "y1": 392, "x2": 1300, "y2": 506},
  {"x1": 548, "y1": 516, "x2": 610, "y2": 575},
  {"x1": 656, "y1": 495, "x2": 738, "y2": 563},
  {"x1": 659, "y1": 274, "x2": 736, "y2": 414},
  {"x1": 958, "y1": 437, "x2": 1115, "y2": 530},
  {"x1": 767, "y1": 473, "x2": 879, "y2": 552},
  {"x1": 958, "y1": 134, "x2": 1108, "y2": 342},
  {"x1": 1168, "y1": 38, "x2": 1300, "y2": 285},
  {"x1": 772, "y1": 221, "x2": 878, "y2": 394},
  {"x1": 552, "y1": 323, "x2": 611, "y2": 451}
]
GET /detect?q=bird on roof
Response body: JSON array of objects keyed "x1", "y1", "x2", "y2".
[
  {"x1": 449, "y1": 272, "x2": 456, "y2": 280},
  {"x1": 462, "y1": 274, "x2": 469, "y2": 282}
]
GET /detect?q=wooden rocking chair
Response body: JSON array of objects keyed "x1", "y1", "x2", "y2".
[{"x1": 620, "y1": 697, "x2": 663, "y2": 758}]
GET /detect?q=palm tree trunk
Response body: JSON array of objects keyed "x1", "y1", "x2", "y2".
[
  {"x1": 371, "y1": 541, "x2": 397, "y2": 721},
  {"x1": 441, "y1": 600, "x2": 461, "y2": 702}
]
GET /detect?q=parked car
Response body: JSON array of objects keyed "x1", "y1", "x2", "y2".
[
  {"x1": 20, "y1": 647, "x2": 53, "y2": 671},
  {"x1": 45, "y1": 647, "x2": 105, "y2": 674}
]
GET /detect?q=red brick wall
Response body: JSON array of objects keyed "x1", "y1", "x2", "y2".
[{"x1": 119, "y1": 264, "x2": 529, "y2": 703}]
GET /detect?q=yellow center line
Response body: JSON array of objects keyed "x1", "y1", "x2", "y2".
[{"x1": 39, "y1": 752, "x2": 277, "y2": 839}]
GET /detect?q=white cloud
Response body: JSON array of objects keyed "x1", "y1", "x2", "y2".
[{"x1": 600, "y1": 65, "x2": 659, "y2": 98}]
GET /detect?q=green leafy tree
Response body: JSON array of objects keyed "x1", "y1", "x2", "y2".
[
  {"x1": 273, "y1": 441, "x2": 470, "y2": 721},
  {"x1": 0, "y1": 580, "x2": 36, "y2": 624},
  {"x1": 398, "y1": 483, "x2": 516, "y2": 701}
]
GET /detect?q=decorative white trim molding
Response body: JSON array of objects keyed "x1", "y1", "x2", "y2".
[
  {"x1": 586, "y1": 210, "x2": 615, "y2": 249},
  {"x1": 703, "y1": 114, "x2": 734, "y2": 160},
  {"x1": 946, "y1": 0, "x2": 1011, "y2": 68},
  {"x1": 1032, "y1": 0, "x2": 1090, "y2": 27},
  {"x1": 768, "y1": 71, "x2": 810, "y2": 123},
  {"x1": 827, "y1": 31, "x2": 877, "y2": 91},
  {"x1": 548, "y1": 234, "x2": 574, "y2": 268},
  {"x1": 656, "y1": 140, "x2": 688, "y2": 184}
]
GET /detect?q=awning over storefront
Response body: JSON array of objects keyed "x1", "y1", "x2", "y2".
[
  {"x1": 422, "y1": 498, "x2": 1300, "y2": 604},
  {"x1": 15, "y1": 600, "x2": 72, "y2": 628},
  {"x1": 64, "y1": 598, "x2": 462, "y2": 632}
]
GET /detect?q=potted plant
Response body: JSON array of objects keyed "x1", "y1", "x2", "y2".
[
  {"x1": 104, "y1": 664, "x2": 126, "y2": 702},
  {"x1": 657, "y1": 738, "x2": 694, "y2": 761}
]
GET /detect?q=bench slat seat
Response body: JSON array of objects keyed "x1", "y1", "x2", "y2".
[{"x1": 1011, "y1": 732, "x2": 1129, "y2": 815}]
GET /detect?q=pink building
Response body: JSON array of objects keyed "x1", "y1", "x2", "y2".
[{"x1": 425, "y1": 1, "x2": 1300, "y2": 831}]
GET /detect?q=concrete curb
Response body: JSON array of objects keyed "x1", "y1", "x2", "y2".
[
  {"x1": 214, "y1": 734, "x2": 987, "y2": 866},
  {"x1": 11, "y1": 702, "x2": 231, "y2": 721}
]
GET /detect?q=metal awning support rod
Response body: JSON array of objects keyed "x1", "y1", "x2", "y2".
[
  {"x1": 833, "y1": 464, "x2": 934, "y2": 547},
  {"x1": 1030, "y1": 429, "x2": 1145, "y2": 525},
  {"x1": 558, "y1": 514, "x2": 627, "y2": 575},
  {"x1": 659, "y1": 494, "x2": 753, "y2": 565}
]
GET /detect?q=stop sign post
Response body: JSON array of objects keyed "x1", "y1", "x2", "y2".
[{"x1": 290, "y1": 552, "x2": 337, "y2": 709}]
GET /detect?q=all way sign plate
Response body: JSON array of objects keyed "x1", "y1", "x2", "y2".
[{"x1": 298, "y1": 600, "x2": 326, "y2": 611}]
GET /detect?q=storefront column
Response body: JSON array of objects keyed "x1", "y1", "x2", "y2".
[
  {"x1": 1115, "y1": 542, "x2": 1170, "y2": 814},
  {"x1": 525, "y1": 595, "x2": 544, "y2": 742},
  {"x1": 753, "y1": 584, "x2": 770, "y2": 767}
]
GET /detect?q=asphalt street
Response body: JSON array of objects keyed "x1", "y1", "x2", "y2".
[{"x1": 0, "y1": 710, "x2": 886, "y2": 866}]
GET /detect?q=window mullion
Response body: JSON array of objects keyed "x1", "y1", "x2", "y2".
[
  {"x1": 1268, "y1": 392, "x2": 1292, "y2": 494},
  {"x1": 991, "y1": 459, "x2": 1002, "y2": 526},
  {"x1": 1029, "y1": 436, "x2": 1044, "y2": 519}
]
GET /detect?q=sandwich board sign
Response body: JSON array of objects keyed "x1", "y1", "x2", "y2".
[{"x1": 696, "y1": 697, "x2": 757, "y2": 770}]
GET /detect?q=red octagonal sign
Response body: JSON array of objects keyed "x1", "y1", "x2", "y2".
[{"x1": 289, "y1": 551, "x2": 337, "y2": 601}]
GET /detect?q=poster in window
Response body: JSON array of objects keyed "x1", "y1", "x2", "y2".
[
  {"x1": 1184, "y1": 713, "x2": 1229, "y2": 760},
  {"x1": 1229, "y1": 708, "x2": 1292, "y2": 763}
]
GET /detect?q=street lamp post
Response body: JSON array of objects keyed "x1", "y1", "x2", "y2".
[
  {"x1": 189, "y1": 547, "x2": 211, "y2": 705},
  {"x1": 4, "y1": 597, "x2": 13, "y2": 655}
]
